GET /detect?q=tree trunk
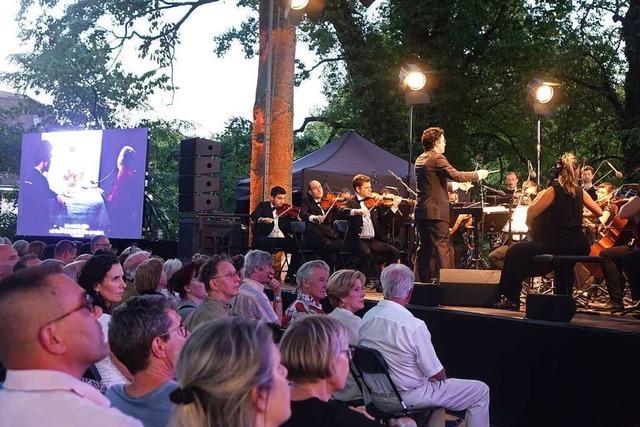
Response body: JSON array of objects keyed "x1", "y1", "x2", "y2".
[
  {"x1": 250, "y1": 1, "x2": 295, "y2": 218},
  {"x1": 621, "y1": 0, "x2": 640, "y2": 177}
]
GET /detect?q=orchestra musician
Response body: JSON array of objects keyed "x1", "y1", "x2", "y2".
[
  {"x1": 502, "y1": 171, "x2": 519, "y2": 196},
  {"x1": 339, "y1": 174, "x2": 402, "y2": 276},
  {"x1": 448, "y1": 191, "x2": 472, "y2": 268},
  {"x1": 598, "y1": 195, "x2": 640, "y2": 312},
  {"x1": 299, "y1": 180, "x2": 341, "y2": 266},
  {"x1": 414, "y1": 127, "x2": 487, "y2": 282},
  {"x1": 581, "y1": 165, "x2": 598, "y2": 200},
  {"x1": 495, "y1": 153, "x2": 603, "y2": 310},
  {"x1": 250, "y1": 186, "x2": 301, "y2": 282}
]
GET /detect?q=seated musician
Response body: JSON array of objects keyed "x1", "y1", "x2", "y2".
[
  {"x1": 448, "y1": 191, "x2": 471, "y2": 267},
  {"x1": 250, "y1": 186, "x2": 300, "y2": 282},
  {"x1": 582, "y1": 182, "x2": 617, "y2": 245},
  {"x1": 581, "y1": 165, "x2": 598, "y2": 201},
  {"x1": 598, "y1": 195, "x2": 640, "y2": 312},
  {"x1": 339, "y1": 174, "x2": 402, "y2": 276},
  {"x1": 496, "y1": 153, "x2": 603, "y2": 310},
  {"x1": 502, "y1": 171, "x2": 519, "y2": 196},
  {"x1": 299, "y1": 180, "x2": 341, "y2": 266}
]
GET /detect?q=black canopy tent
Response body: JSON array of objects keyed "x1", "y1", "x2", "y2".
[{"x1": 235, "y1": 131, "x2": 414, "y2": 213}]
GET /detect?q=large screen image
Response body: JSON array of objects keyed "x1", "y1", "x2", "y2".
[{"x1": 17, "y1": 128, "x2": 148, "y2": 239}]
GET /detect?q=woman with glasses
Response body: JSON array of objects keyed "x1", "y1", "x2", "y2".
[
  {"x1": 185, "y1": 255, "x2": 241, "y2": 332},
  {"x1": 167, "y1": 260, "x2": 206, "y2": 322},
  {"x1": 280, "y1": 316, "x2": 388, "y2": 427},
  {"x1": 169, "y1": 317, "x2": 291, "y2": 427},
  {"x1": 326, "y1": 269, "x2": 366, "y2": 403},
  {"x1": 78, "y1": 253, "x2": 130, "y2": 387}
]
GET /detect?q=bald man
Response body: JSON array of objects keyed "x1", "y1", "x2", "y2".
[
  {"x1": 299, "y1": 179, "x2": 341, "y2": 266},
  {"x1": 0, "y1": 268, "x2": 141, "y2": 426},
  {"x1": 0, "y1": 244, "x2": 19, "y2": 281}
]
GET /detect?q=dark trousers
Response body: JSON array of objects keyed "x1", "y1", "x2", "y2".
[
  {"x1": 601, "y1": 246, "x2": 640, "y2": 304},
  {"x1": 344, "y1": 238, "x2": 401, "y2": 276},
  {"x1": 416, "y1": 219, "x2": 451, "y2": 282},
  {"x1": 304, "y1": 234, "x2": 342, "y2": 267},
  {"x1": 498, "y1": 232, "x2": 589, "y2": 303}
]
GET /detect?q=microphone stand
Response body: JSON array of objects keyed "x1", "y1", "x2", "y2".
[{"x1": 389, "y1": 169, "x2": 418, "y2": 267}]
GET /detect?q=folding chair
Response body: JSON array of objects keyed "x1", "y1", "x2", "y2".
[{"x1": 350, "y1": 345, "x2": 437, "y2": 426}]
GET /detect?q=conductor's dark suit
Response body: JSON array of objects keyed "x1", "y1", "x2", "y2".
[
  {"x1": 415, "y1": 150, "x2": 479, "y2": 281},
  {"x1": 339, "y1": 196, "x2": 402, "y2": 274}
]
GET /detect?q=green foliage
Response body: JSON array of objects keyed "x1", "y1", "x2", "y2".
[
  {"x1": 0, "y1": 190, "x2": 18, "y2": 240},
  {"x1": 215, "y1": 117, "x2": 253, "y2": 212}
]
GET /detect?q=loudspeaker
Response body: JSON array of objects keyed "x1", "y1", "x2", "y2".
[
  {"x1": 179, "y1": 193, "x2": 220, "y2": 213},
  {"x1": 409, "y1": 283, "x2": 441, "y2": 307},
  {"x1": 526, "y1": 294, "x2": 576, "y2": 322},
  {"x1": 179, "y1": 175, "x2": 220, "y2": 194},
  {"x1": 179, "y1": 138, "x2": 221, "y2": 157},
  {"x1": 178, "y1": 215, "x2": 198, "y2": 260},
  {"x1": 179, "y1": 157, "x2": 221, "y2": 175},
  {"x1": 439, "y1": 269, "x2": 501, "y2": 307}
]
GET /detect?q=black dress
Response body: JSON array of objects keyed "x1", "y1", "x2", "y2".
[
  {"x1": 498, "y1": 181, "x2": 589, "y2": 303},
  {"x1": 281, "y1": 397, "x2": 380, "y2": 427}
]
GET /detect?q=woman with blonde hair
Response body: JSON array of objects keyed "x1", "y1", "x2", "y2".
[
  {"x1": 496, "y1": 153, "x2": 603, "y2": 310},
  {"x1": 134, "y1": 257, "x2": 166, "y2": 296},
  {"x1": 169, "y1": 317, "x2": 291, "y2": 427}
]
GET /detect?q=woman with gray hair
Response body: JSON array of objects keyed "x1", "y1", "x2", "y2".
[
  {"x1": 169, "y1": 317, "x2": 291, "y2": 427},
  {"x1": 280, "y1": 316, "x2": 397, "y2": 427},
  {"x1": 282, "y1": 260, "x2": 330, "y2": 328}
]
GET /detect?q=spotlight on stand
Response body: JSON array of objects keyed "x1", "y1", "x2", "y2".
[
  {"x1": 399, "y1": 64, "x2": 431, "y2": 185},
  {"x1": 527, "y1": 79, "x2": 565, "y2": 185},
  {"x1": 286, "y1": 0, "x2": 373, "y2": 24},
  {"x1": 290, "y1": 0, "x2": 309, "y2": 9}
]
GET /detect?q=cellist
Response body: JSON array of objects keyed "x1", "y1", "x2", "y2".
[{"x1": 598, "y1": 195, "x2": 640, "y2": 312}]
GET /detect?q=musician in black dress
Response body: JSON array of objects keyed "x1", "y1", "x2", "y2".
[
  {"x1": 299, "y1": 180, "x2": 341, "y2": 266},
  {"x1": 496, "y1": 153, "x2": 603, "y2": 310}
]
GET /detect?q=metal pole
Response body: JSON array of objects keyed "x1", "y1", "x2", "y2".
[
  {"x1": 263, "y1": 0, "x2": 275, "y2": 201},
  {"x1": 536, "y1": 116, "x2": 541, "y2": 187},
  {"x1": 407, "y1": 104, "x2": 413, "y2": 186}
]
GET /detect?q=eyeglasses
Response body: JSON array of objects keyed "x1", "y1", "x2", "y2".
[
  {"x1": 342, "y1": 348, "x2": 354, "y2": 360},
  {"x1": 45, "y1": 293, "x2": 95, "y2": 326},
  {"x1": 212, "y1": 271, "x2": 240, "y2": 280},
  {"x1": 157, "y1": 324, "x2": 189, "y2": 339}
]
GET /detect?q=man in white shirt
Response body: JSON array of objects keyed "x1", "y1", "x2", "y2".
[
  {"x1": 0, "y1": 267, "x2": 141, "y2": 427},
  {"x1": 358, "y1": 264, "x2": 490, "y2": 427},
  {"x1": 231, "y1": 249, "x2": 283, "y2": 325}
]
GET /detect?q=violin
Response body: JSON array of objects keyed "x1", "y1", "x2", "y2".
[
  {"x1": 319, "y1": 192, "x2": 353, "y2": 211},
  {"x1": 362, "y1": 192, "x2": 416, "y2": 210},
  {"x1": 275, "y1": 203, "x2": 301, "y2": 219}
]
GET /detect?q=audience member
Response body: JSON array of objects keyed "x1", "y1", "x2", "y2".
[
  {"x1": 54, "y1": 240, "x2": 78, "y2": 265},
  {"x1": 13, "y1": 254, "x2": 41, "y2": 272},
  {"x1": 167, "y1": 260, "x2": 206, "y2": 322},
  {"x1": 91, "y1": 235, "x2": 112, "y2": 254},
  {"x1": 282, "y1": 260, "x2": 330, "y2": 328},
  {"x1": 107, "y1": 295, "x2": 187, "y2": 427},
  {"x1": 27, "y1": 240, "x2": 46, "y2": 258},
  {"x1": 134, "y1": 258, "x2": 165, "y2": 296},
  {"x1": 122, "y1": 250, "x2": 151, "y2": 302},
  {"x1": 75, "y1": 253, "x2": 93, "y2": 262},
  {"x1": 38, "y1": 258, "x2": 65, "y2": 274},
  {"x1": 0, "y1": 268, "x2": 141, "y2": 426},
  {"x1": 12, "y1": 240, "x2": 29, "y2": 257},
  {"x1": 280, "y1": 315, "x2": 392, "y2": 427},
  {"x1": 326, "y1": 269, "x2": 366, "y2": 402},
  {"x1": 359, "y1": 264, "x2": 490, "y2": 427},
  {"x1": 63, "y1": 259, "x2": 87, "y2": 282},
  {"x1": 163, "y1": 259, "x2": 182, "y2": 283},
  {"x1": 0, "y1": 244, "x2": 19, "y2": 280},
  {"x1": 78, "y1": 253, "x2": 130, "y2": 387},
  {"x1": 186, "y1": 256, "x2": 240, "y2": 332},
  {"x1": 0, "y1": 237, "x2": 11, "y2": 244},
  {"x1": 232, "y1": 250, "x2": 283, "y2": 325},
  {"x1": 169, "y1": 317, "x2": 290, "y2": 427},
  {"x1": 118, "y1": 245, "x2": 142, "y2": 266},
  {"x1": 231, "y1": 253, "x2": 245, "y2": 279}
]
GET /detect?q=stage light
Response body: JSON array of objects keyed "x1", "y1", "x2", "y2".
[
  {"x1": 535, "y1": 84, "x2": 554, "y2": 104},
  {"x1": 290, "y1": 0, "x2": 309, "y2": 10},
  {"x1": 405, "y1": 71, "x2": 427, "y2": 91}
]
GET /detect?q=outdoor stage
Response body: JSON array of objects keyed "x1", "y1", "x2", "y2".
[{"x1": 362, "y1": 294, "x2": 640, "y2": 426}]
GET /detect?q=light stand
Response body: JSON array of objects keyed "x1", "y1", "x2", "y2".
[{"x1": 536, "y1": 115, "x2": 541, "y2": 187}]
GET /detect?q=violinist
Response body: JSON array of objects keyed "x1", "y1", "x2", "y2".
[
  {"x1": 581, "y1": 165, "x2": 598, "y2": 201},
  {"x1": 250, "y1": 186, "x2": 301, "y2": 282},
  {"x1": 299, "y1": 180, "x2": 341, "y2": 266},
  {"x1": 339, "y1": 174, "x2": 402, "y2": 276},
  {"x1": 598, "y1": 195, "x2": 640, "y2": 312}
]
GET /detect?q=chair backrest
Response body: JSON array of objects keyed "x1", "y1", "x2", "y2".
[
  {"x1": 333, "y1": 220, "x2": 349, "y2": 235},
  {"x1": 351, "y1": 344, "x2": 409, "y2": 415},
  {"x1": 290, "y1": 221, "x2": 306, "y2": 234}
]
